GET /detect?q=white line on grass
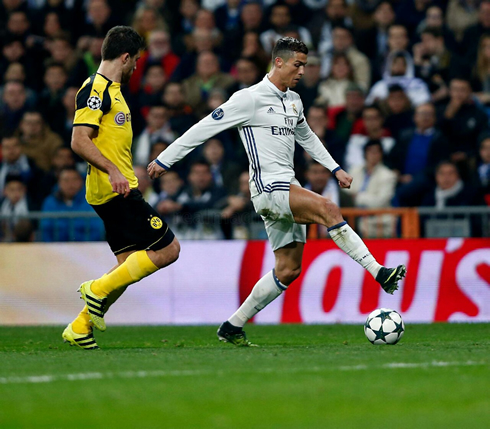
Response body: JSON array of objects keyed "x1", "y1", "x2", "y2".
[{"x1": 0, "y1": 361, "x2": 486, "y2": 385}]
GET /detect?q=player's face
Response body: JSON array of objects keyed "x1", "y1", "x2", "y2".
[
  {"x1": 281, "y1": 52, "x2": 307, "y2": 89},
  {"x1": 121, "y1": 53, "x2": 141, "y2": 85}
]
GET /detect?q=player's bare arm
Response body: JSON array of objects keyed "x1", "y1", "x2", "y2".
[{"x1": 71, "y1": 126, "x2": 130, "y2": 197}]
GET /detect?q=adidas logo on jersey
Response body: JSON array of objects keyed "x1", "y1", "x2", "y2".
[{"x1": 267, "y1": 107, "x2": 275, "y2": 114}]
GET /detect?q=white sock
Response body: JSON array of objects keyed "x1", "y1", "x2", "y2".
[
  {"x1": 228, "y1": 270, "x2": 287, "y2": 328},
  {"x1": 328, "y1": 221, "x2": 382, "y2": 278}
]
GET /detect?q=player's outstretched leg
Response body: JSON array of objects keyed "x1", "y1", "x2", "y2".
[{"x1": 289, "y1": 185, "x2": 406, "y2": 294}]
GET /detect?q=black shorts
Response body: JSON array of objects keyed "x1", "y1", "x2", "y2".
[{"x1": 92, "y1": 190, "x2": 175, "y2": 255}]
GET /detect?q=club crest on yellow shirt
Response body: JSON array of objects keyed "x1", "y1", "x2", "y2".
[{"x1": 150, "y1": 216, "x2": 163, "y2": 229}]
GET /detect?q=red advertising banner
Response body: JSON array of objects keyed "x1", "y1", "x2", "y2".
[{"x1": 240, "y1": 238, "x2": 490, "y2": 323}]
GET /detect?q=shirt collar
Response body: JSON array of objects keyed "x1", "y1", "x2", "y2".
[
  {"x1": 263, "y1": 75, "x2": 288, "y2": 99},
  {"x1": 416, "y1": 127, "x2": 435, "y2": 136}
]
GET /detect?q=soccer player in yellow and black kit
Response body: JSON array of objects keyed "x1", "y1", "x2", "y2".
[{"x1": 62, "y1": 26, "x2": 180, "y2": 350}]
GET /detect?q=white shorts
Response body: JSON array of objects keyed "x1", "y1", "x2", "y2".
[{"x1": 252, "y1": 178, "x2": 307, "y2": 251}]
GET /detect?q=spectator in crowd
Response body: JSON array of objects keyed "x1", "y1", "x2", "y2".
[
  {"x1": 390, "y1": 102, "x2": 449, "y2": 206},
  {"x1": 132, "y1": 6, "x2": 168, "y2": 42},
  {"x1": 155, "y1": 169, "x2": 184, "y2": 217},
  {"x1": 381, "y1": 84, "x2": 414, "y2": 141},
  {"x1": 222, "y1": 1, "x2": 265, "y2": 63},
  {"x1": 475, "y1": 132, "x2": 490, "y2": 203},
  {"x1": 345, "y1": 138, "x2": 397, "y2": 237},
  {"x1": 383, "y1": 24, "x2": 410, "y2": 73},
  {"x1": 0, "y1": 35, "x2": 36, "y2": 89},
  {"x1": 412, "y1": 27, "x2": 458, "y2": 101},
  {"x1": 38, "y1": 145, "x2": 78, "y2": 202},
  {"x1": 16, "y1": 110, "x2": 62, "y2": 172},
  {"x1": 202, "y1": 138, "x2": 241, "y2": 194},
  {"x1": 162, "y1": 82, "x2": 196, "y2": 136},
  {"x1": 294, "y1": 53, "x2": 322, "y2": 113},
  {"x1": 136, "y1": 64, "x2": 167, "y2": 118},
  {"x1": 260, "y1": 3, "x2": 312, "y2": 54},
  {"x1": 316, "y1": 53, "x2": 355, "y2": 108},
  {"x1": 40, "y1": 166, "x2": 104, "y2": 242},
  {"x1": 310, "y1": 0, "x2": 353, "y2": 57},
  {"x1": 0, "y1": 173, "x2": 31, "y2": 242},
  {"x1": 366, "y1": 51, "x2": 431, "y2": 107},
  {"x1": 304, "y1": 104, "x2": 344, "y2": 166},
  {"x1": 345, "y1": 139, "x2": 397, "y2": 208},
  {"x1": 182, "y1": 50, "x2": 234, "y2": 119},
  {"x1": 79, "y1": 0, "x2": 115, "y2": 38},
  {"x1": 0, "y1": 80, "x2": 31, "y2": 136},
  {"x1": 446, "y1": 0, "x2": 480, "y2": 42},
  {"x1": 320, "y1": 25, "x2": 371, "y2": 90},
  {"x1": 36, "y1": 62, "x2": 67, "y2": 134},
  {"x1": 133, "y1": 104, "x2": 175, "y2": 166},
  {"x1": 421, "y1": 160, "x2": 481, "y2": 208},
  {"x1": 395, "y1": 0, "x2": 434, "y2": 38},
  {"x1": 240, "y1": 30, "x2": 269, "y2": 74},
  {"x1": 416, "y1": 5, "x2": 458, "y2": 53},
  {"x1": 47, "y1": 35, "x2": 80, "y2": 86},
  {"x1": 460, "y1": 0, "x2": 490, "y2": 65},
  {"x1": 471, "y1": 34, "x2": 490, "y2": 109},
  {"x1": 356, "y1": 1, "x2": 395, "y2": 64},
  {"x1": 214, "y1": 0, "x2": 241, "y2": 33},
  {"x1": 5, "y1": 10, "x2": 31, "y2": 42},
  {"x1": 220, "y1": 170, "x2": 255, "y2": 239},
  {"x1": 0, "y1": 134, "x2": 44, "y2": 207},
  {"x1": 344, "y1": 105, "x2": 395, "y2": 171},
  {"x1": 170, "y1": 28, "x2": 221, "y2": 83},
  {"x1": 72, "y1": 36, "x2": 104, "y2": 83},
  {"x1": 56, "y1": 86, "x2": 78, "y2": 144},
  {"x1": 129, "y1": 30, "x2": 179, "y2": 95},
  {"x1": 134, "y1": 164, "x2": 158, "y2": 207},
  {"x1": 1, "y1": 62, "x2": 36, "y2": 107},
  {"x1": 228, "y1": 57, "x2": 260, "y2": 94},
  {"x1": 439, "y1": 77, "x2": 489, "y2": 172}
]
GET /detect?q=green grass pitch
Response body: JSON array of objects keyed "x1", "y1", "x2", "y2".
[{"x1": 0, "y1": 324, "x2": 489, "y2": 429}]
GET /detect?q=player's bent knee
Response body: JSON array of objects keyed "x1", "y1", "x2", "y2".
[
  {"x1": 276, "y1": 266, "x2": 302, "y2": 286},
  {"x1": 322, "y1": 198, "x2": 343, "y2": 226},
  {"x1": 153, "y1": 238, "x2": 180, "y2": 268}
]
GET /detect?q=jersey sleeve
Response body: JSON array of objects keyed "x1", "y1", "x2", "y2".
[
  {"x1": 156, "y1": 90, "x2": 254, "y2": 169},
  {"x1": 295, "y1": 106, "x2": 340, "y2": 173},
  {"x1": 73, "y1": 79, "x2": 111, "y2": 129}
]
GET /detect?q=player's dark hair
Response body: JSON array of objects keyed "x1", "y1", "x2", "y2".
[
  {"x1": 271, "y1": 37, "x2": 308, "y2": 62},
  {"x1": 102, "y1": 26, "x2": 145, "y2": 61}
]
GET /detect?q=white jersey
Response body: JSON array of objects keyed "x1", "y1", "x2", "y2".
[{"x1": 156, "y1": 75, "x2": 340, "y2": 197}]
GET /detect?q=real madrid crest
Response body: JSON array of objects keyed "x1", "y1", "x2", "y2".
[{"x1": 291, "y1": 103, "x2": 298, "y2": 115}]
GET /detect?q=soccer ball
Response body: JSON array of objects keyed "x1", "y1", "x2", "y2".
[{"x1": 364, "y1": 308, "x2": 405, "y2": 345}]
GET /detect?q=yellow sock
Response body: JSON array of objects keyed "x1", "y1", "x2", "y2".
[
  {"x1": 91, "y1": 250, "x2": 158, "y2": 297},
  {"x1": 71, "y1": 306, "x2": 93, "y2": 334}
]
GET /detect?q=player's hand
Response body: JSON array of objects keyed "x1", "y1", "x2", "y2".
[
  {"x1": 147, "y1": 160, "x2": 167, "y2": 179},
  {"x1": 335, "y1": 169, "x2": 353, "y2": 189},
  {"x1": 108, "y1": 168, "x2": 130, "y2": 197}
]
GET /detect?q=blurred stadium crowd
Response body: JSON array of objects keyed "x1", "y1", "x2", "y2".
[{"x1": 1, "y1": 0, "x2": 490, "y2": 242}]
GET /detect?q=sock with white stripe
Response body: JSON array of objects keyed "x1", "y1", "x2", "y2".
[
  {"x1": 228, "y1": 270, "x2": 287, "y2": 328},
  {"x1": 328, "y1": 222, "x2": 382, "y2": 278}
]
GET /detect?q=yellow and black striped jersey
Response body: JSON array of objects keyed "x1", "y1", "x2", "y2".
[{"x1": 73, "y1": 73, "x2": 137, "y2": 205}]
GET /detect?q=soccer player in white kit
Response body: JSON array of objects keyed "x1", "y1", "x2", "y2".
[{"x1": 148, "y1": 38, "x2": 406, "y2": 346}]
